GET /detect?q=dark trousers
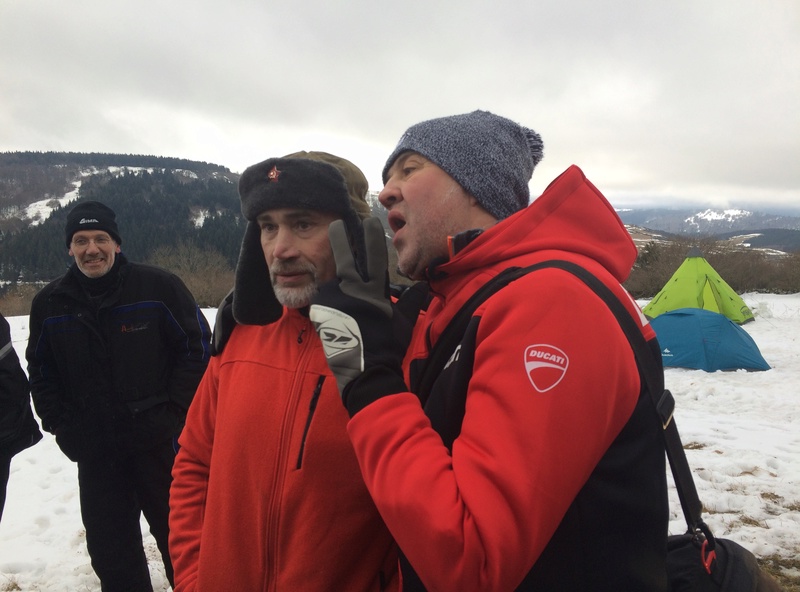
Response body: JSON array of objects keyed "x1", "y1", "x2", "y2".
[
  {"x1": 77, "y1": 439, "x2": 176, "y2": 592},
  {"x1": 0, "y1": 453, "x2": 10, "y2": 523}
]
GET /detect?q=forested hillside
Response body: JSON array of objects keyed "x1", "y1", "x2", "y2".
[
  {"x1": 0, "y1": 167, "x2": 242, "y2": 284},
  {"x1": 0, "y1": 151, "x2": 401, "y2": 313}
]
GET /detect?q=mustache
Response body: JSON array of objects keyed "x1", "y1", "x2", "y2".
[{"x1": 269, "y1": 261, "x2": 317, "y2": 277}]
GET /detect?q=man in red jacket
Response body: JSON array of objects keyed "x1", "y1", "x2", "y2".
[
  {"x1": 311, "y1": 111, "x2": 669, "y2": 591},
  {"x1": 169, "y1": 152, "x2": 398, "y2": 592}
]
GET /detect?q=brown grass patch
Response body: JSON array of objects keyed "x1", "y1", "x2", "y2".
[{"x1": 759, "y1": 554, "x2": 800, "y2": 591}]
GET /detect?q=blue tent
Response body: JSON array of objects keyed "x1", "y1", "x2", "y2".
[{"x1": 650, "y1": 308, "x2": 769, "y2": 372}]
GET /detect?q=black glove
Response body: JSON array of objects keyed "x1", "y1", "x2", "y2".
[{"x1": 310, "y1": 218, "x2": 409, "y2": 416}]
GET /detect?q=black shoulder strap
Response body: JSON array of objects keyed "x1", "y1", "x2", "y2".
[
  {"x1": 417, "y1": 259, "x2": 711, "y2": 539},
  {"x1": 416, "y1": 263, "x2": 551, "y2": 399}
]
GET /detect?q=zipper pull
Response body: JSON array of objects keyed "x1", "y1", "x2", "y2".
[{"x1": 297, "y1": 328, "x2": 306, "y2": 344}]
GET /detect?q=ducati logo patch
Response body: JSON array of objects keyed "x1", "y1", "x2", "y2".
[{"x1": 524, "y1": 344, "x2": 569, "y2": 393}]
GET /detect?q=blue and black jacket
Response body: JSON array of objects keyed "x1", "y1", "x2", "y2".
[{"x1": 26, "y1": 254, "x2": 211, "y2": 461}]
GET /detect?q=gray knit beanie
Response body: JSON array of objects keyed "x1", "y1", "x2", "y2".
[{"x1": 382, "y1": 110, "x2": 544, "y2": 220}]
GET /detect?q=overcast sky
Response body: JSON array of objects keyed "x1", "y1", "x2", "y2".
[{"x1": 2, "y1": 0, "x2": 798, "y2": 213}]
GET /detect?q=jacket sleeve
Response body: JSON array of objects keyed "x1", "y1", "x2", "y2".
[
  {"x1": 346, "y1": 272, "x2": 644, "y2": 592},
  {"x1": 0, "y1": 314, "x2": 39, "y2": 453},
  {"x1": 25, "y1": 292, "x2": 65, "y2": 434},
  {"x1": 169, "y1": 356, "x2": 219, "y2": 592},
  {"x1": 161, "y1": 275, "x2": 212, "y2": 415}
]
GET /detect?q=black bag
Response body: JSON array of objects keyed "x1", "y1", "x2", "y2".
[
  {"x1": 415, "y1": 260, "x2": 783, "y2": 591},
  {"x1": 667, "y1": 532, "x2": 783, "y2": 591}
]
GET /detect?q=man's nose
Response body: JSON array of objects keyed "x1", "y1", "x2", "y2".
[
  {"x1": 272, "y1": 229, "x2": 298, "y2": 259},
  {"x1": 378, "y1": 181, "x2": 401, "y2": 209}
]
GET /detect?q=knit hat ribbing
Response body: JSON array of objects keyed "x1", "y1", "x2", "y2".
[
  {"x1": 382, "y1": 110, "x2": 544, "y2": 220},
  {"x1": 65, "y1": 200, "x2": 122, "y2": 247},
  {"x1": 232, "y1": 152, "x2": 371, "y2": 325}
]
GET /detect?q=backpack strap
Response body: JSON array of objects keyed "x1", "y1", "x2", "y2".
[
  {"x1": 415, "y1": 264, "x2": 548, "y2": 400},
  {"x1": 416, "y1": 259, "x2": 711, "y2": 540}
]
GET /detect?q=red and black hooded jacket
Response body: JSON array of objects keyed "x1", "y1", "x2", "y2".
[{"x1": 348, "y1": 165, "x2": 669, "y2": 591}]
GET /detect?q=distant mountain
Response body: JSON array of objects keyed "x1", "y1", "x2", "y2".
[
  {"x1": 713, "y1": 229, "x2": 800, "y2": 255},
  {"x1": 617, "y1": 207, "x2": 800, "y2": 234},
  {"x1": 616, "y1": 208, "x2": 800, "y2": 254}
]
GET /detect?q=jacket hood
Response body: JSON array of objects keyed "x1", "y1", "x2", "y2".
[{"x1": 433, "y1": 165, "x2": 637, "y2": 284}]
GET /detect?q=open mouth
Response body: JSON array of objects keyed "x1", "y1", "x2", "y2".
[{"x1": 387, "y1": 211, "x2": 406, "y2": 234}]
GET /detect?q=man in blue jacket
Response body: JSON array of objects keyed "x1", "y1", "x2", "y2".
[{"x1": 26, "y1": 201, "x2": 211, "y2": 592}]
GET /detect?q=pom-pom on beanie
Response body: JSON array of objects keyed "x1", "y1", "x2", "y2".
[
  {"x1": 382, "y1": 110, "x2": 544, "y2": 220},
  {"x1": 232, "y1": 152, "x2": 371, "y2": 325},
  {"x1": 65, "y1": 200, "x2": 122, "y2": 247}
]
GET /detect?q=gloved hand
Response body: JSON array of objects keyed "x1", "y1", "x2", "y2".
[{"x1": 310, "y1": 217, "x2": 409, "y2": 416}]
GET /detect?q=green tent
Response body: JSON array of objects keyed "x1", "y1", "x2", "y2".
[{"x1": 642, "y1": 247, "x2": 754, "y2": 324}]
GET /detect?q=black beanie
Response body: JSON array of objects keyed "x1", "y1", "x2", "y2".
[{"x1": 65, "y1": 201, "x2": 122, "y2": 247}]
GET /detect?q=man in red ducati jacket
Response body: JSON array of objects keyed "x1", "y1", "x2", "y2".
[
  {"x1": 310, "y1": 111, "x2": 669, "y2": 591},
  {"x1": 169, "y1": 152, "x2": 399, "y2": 592}
]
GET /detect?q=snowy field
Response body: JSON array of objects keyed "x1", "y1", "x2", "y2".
[{"x1": 1, "y1": 296, "x2": 798, "y2": 590}]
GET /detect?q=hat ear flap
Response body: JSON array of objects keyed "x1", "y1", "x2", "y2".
[
  {"x1": 232, "y1": 222, "x2": 282, "y2": 325},
  {"x1": 341, "y1": 210, "x2": 368, "y2": 279}
]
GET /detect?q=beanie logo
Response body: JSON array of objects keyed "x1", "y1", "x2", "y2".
[
  {"x1": 524, "y1": 344, "x2": 569, "y2": 393},
  {"x1": 79, "y1": 217, "x2": 100, "y2": 224},
  {"x1": 267, "y1": 165, "x2": 281, "y2": 182}
]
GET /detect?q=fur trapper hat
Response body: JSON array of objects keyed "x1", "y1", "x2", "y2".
[
  {"x1": 232, "y1": 151, "x2": 371, "y2": 325},
  {"x1": 382, "y1": 110, "x2": 544, "y2": 220}
]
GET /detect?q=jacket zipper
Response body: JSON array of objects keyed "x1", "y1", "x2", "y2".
[
  {"x1": 264, "y1": 318, "x2": 312, "y2": 591},
  {"x1": 295, "y1": 375, "x2": 325, "y2": 469}
]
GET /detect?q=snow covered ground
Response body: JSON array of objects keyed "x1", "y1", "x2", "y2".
[{"x1": 1, "y1": 297, "x2": 798, "y2": 590}]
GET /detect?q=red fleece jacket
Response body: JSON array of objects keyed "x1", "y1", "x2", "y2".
[{"x1": 169, "y1": 308, "x2": 398, "y2": 591}]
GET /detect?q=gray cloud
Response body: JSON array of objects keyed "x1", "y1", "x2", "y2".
[{"x1": 1, "y1": 0, "x2": 798, "y2": 211}]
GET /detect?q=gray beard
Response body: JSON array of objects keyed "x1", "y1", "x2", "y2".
[
  {"x1": 270, "y1": 261, "x2": 319, "y2": 309},
  {"x1": 273, "y1": 281, "x2": 318, "y2": 309}
]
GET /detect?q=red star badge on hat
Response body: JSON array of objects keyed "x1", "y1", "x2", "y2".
[{"x1": 268, "y1": 165, "x2": 281, "y2": 182}]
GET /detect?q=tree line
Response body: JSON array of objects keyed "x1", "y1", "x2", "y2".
[
  {"x1": 0, "y1": 168, "x2": 243, "y2": 313},
  {"x1": 624, "y1": 237, "x2": 800, "y2": 298},
  {"x1": 2, "y1": 164, "x2": 799, "y2": 317},
  {"x1": 0, "y1": 151, "x2": 231, "y2": 174}
]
